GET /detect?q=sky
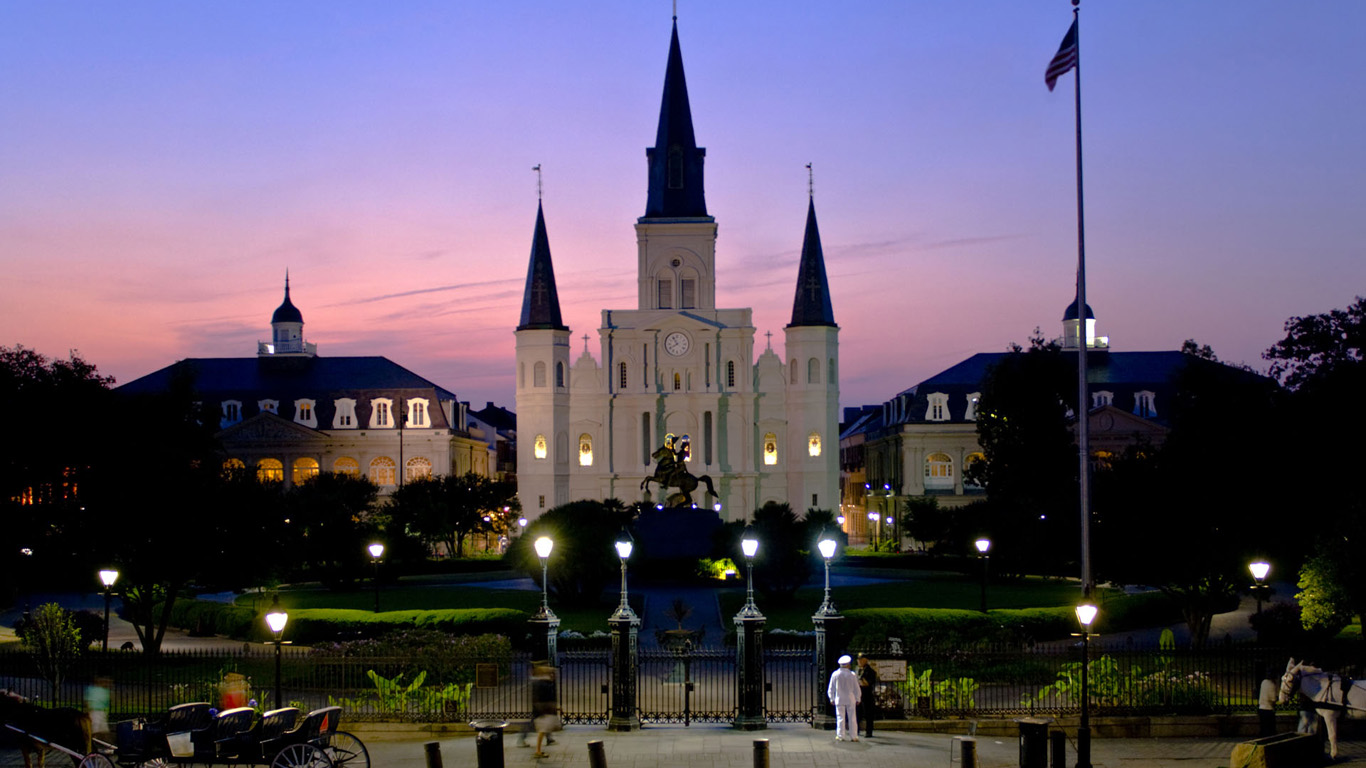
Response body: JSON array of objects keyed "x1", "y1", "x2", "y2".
[{"x1": 3, "y1": 1, "x2": 1364, "y2": 411}]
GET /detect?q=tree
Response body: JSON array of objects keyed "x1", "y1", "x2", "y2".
[
  {"x1": 506, "y1": 500, "x2": 633, "y2": 608},
  {"x1": 388, "y1": 473, "x2": 519, "y2": 558},
  {"x1": 286, "y1": 472, "x2": 381, "y2": 588},
  {"x1": 901, "y1": 496, "x2": 952, "y2": 552},
  {"x1": 21, "y1": 603, "x2": 83, "y2": 699},
  {"x1": 1264, "y1": 296, "x2": 1366, "y2": 390},
  {"x1": 1295, "y1": 536, "x2": 1359, "y2": 638}
]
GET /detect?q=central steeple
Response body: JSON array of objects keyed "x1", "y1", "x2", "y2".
[{"x1": 644, "y1": 18, "x2": 708, "y2": 219}]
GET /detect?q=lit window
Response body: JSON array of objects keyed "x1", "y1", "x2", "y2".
[
  {"x1": 370, "y1": 399, "x2": 394, "y2": 428},
  {"x1": 964, "y1": 452, "x2": 986, "y2": 489},
  {"x1": 407, "y1": 398, "x2": 430, "y2": 428},
  {"x1": 257, "y1": 458, "x2": 284, "y2": 483},
  {"x1": 259, "y1": 399, "x2": 279, "y2": 415},
  {"x1": 925, "y1": 452, "x2": 954, "y2": 489},
  {"x1": 369, "y1": 456, "x2": 396, "y2": 486},
  {"x1": 534, "y1": 362, "x2": 547, "y2": 388},
  {"x1": 1134, "y1": 390, "x2": 1157, "y2": 418},
  {"x1": 222, "y1": 458, "x2": 246, "y2": 477},
  {"x1": 292, "y1": 457, "x2": 319, "y2": 484},
  {"x1": 808, "y1": 432, "x2": 822, "y2": 457},
  {"x1": 534, "y1": 434, "x2": 548, "y2": 460},
  {"x1": 926, "y1": 393, "x2": 949, "y2": 422},
  {"x1": 294, "y1": 399, "x2": 317, "y2": 428},
  {"x1": 221, "y1": 400, "x2": 242, "y2": 428},
  {"x1": 674, "y1": 372, "x2": 682, "y2": 391},
  {"x1": 763, "y1": 432, "x2": 779, "y2": 466},
  {"x1": 964, "y1": 392, "x2": 981, "y2": 421},
  {"x1": 334, "y1": 457, "x2": 360, "y2": 477},
  {"x1": 406, "y1": 457, "x2": 432, "y2": 481},
  {"x1": 333, "y1": 398, "x2": 357, "y2": 428},
  {"x1": 579, "y1": 434, "x2": 593, "y2": 466},
  {"x1": 539, "y1": 495, "x2": 546, "y2": 509}
]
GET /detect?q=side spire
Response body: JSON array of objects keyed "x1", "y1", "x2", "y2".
[
  {"x1": 517, "y1": 200, "x2": 567, "y2": 331},
  {"x1": 644, "y1": 18, "x2": 707, "y2": 218},
  {"x1": 788, "y1": 188, "x2": 836, "y2": 328}
]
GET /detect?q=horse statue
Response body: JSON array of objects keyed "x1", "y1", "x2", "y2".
[
  {"x1": 641, "y1": 433, "x2": 718, "y2": 508},
  {"x1": 1278, "y1": 657, "x2": 1366, "y2": 760}
]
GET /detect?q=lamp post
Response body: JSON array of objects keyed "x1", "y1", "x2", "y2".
[
  {"x1": 20, "y1": 547, "x2": 33, "y2": 621},
  {"x1": 734, "y1": 526, "x2": 766, "y2": 730},
  {"x1": 812, "y1": 533, "x2": 842, "y2": 730},
  {"x1": 368, "y1": 543, "x2": 385, "y2": 613},
  {"x1": 98, "y1": 569, "x2": 119, "y2": 653},
  {"x1": 608, "y1": 529, "x2": 640, "y2": 731},
  {"x1": 883, "y1": 484, "x2": 895, "y2": 551},
  {"x1": 974, "y1": 539, "x2": 991, "y2": 613},
  {"x1": 867, "y1": 511, "x2": 880, "y2": 551},
  {"x1": 531, "y1": 536, "x2": 560, "y2": 665},
  {"x1": 1249, "y1": 561, "x2": 1270, "y2": 642},
  {"x1": 265, "y1": 596, "x2": 289, "y2": 710},
  {"x1": 1074, "y1": 603, "x2": 1098, "y2": 768}
]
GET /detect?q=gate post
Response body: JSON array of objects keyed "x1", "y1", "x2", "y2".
[
  {"x1": 811, "y1": 611, "x2": 843, "y2": 730},
  {"x1": 607, "y1": 601, "x2": 641, "y2": 730}
]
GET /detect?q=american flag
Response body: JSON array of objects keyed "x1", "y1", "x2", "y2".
[{"x1": 1045, "y1": 19, "x2": 1078, "y2": 92}]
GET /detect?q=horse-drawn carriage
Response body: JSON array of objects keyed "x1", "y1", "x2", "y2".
[{"x1": 3, "y1": 694, "x2": 368, "y2": 768}]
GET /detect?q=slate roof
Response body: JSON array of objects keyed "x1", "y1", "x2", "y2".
[
  {"x1": 517, "y1": 202, "x2": 567, "y2": 331},
  {"x1": 788, "y1": 197, "x2": 836, "y2": 328},
  {"x1": 643, "y1": 19, "x2": 708, "y2": 219}
]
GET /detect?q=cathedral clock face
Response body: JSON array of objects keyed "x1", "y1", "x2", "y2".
[{"x1": 664, "y1": 331, "x2": 691, "y2": 357}]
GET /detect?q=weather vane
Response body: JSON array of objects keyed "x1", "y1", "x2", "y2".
[{"x1": 533, "y1": 164, "x2": 542, "y2": 200}]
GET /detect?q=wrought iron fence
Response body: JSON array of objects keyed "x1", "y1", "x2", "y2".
[{"x1": 0, "y1": 641, "x2": 1288, "y2": 725}]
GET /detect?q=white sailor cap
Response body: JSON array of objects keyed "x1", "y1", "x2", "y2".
[{"x1": 837, "y1": 655, "x2": 852, "y2": 665}]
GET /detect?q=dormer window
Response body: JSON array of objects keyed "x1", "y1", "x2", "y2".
[
  {"x1": 407, "y1": 398, "x2": 430, "y2": 428},
  {"x1": 1093, "y1": 390, "x2": 1114, "y2": 408},
  {"x1": 221, "y1": 400, "x2": 242, "y2": 428},
  {"x1": 258, "y1": 399, "x2": 279, "y2": 415},
  {"x1": 294, "y1": 399, "x2": 317, "y2": 428},
  {"x1": 333, "y1": 398, "x2": 357, "y2": 428},
  {"x1": 926, "y1": 393, "x2": 949, "y2": 422},
  {"x1": 1134, "y1": 390, "x2": 1157, "y2": 418},
  {"x1": 964, "y1": 392, "x2": 981, "y2": 421},
  {"x1": 371, "y1": 398, "x2": 393, "y2": 428}
]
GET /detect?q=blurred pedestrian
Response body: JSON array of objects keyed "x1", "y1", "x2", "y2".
[
  {"x1": 531, "y1": 662, "x2": 561, "y2": 758},
  {"x1": 827, "y1": 654, "x2": 860, "y2": 742},
  {"x1": 85, "y1": 677, "x2": 111, "y2": 739},
  {"x1": 1258, "y1": 669, "x2": 1278, "y2": 737},
  {"x1": 856, "y1": 653, "x2": 878, "y2": 738}
]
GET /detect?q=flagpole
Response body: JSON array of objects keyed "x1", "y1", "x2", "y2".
[{"x1": 1070, "y1": 0, "x2": 1092, "y2": 604}]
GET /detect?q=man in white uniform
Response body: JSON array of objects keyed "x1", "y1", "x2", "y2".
[{"x1": 827, "y1": 654, "x2": 861, "y2": 741}]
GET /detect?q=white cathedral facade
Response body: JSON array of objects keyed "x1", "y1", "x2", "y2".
[{"x1": 514, "y1": 20, "x2": 840, "y2": 523}]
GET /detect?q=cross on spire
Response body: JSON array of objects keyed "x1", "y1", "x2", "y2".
[
  {"x1": 582, "y1": 334, "x2": 590, "y2": 353},
  {"x1": 533, "y1": 164, "x2": 542, "y2": 200},
  {"x1": 806, "y1": 162, "x2": 813, "y2": 198},
  {"x1": 764, "y1": 330, "x2": 773, "y2": 349}
]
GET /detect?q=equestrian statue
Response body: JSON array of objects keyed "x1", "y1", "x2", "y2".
[{"x1": 641, "y1": 433, "x2": 718, "y2": 508}]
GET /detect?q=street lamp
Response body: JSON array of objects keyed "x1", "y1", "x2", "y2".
[
  {"x1": 609, "y1": 528, "x2": 640, "y2": 731},
  {"x1": 974, "y1": 539, "x2": 991, "y2": 613},
  {"x1": 531, "y1": 536, "x2": 560, "y2": 665},
  {"x1": 836, "y1": 515, "x2": 845, "y2": 527},
  {"x1": 734, "y1": 526, "x2": 766, "y2": 730},
  {"x1": 368, "y1": 543, "x2": 385, "y2": 613},
  {"x1": 812, "y1": 531, "x2": 841, "y2": 730},
  {"x1": 1249, "y1": 561, "x2": 1271, "y2": 641},
  {"x1": 867, "y1": 511, "x2": 881, "y2": 551},
  {"x1": 20, "y1": 547, "x2": 33, "y2": 621},
  {"x1": 98, "y1": 569, "x2": 119, "y2": 652},
  {"x1": 1074, "y1": 603, "x2": 1098, "y2": 768},
  {"x1": 265, "y1": 596, "x2": 289, "y2": 710}
]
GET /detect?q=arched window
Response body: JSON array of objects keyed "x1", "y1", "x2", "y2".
[
  {"x1": 333, "y1": 398, "x2": 357, "y2": 428},
  {"x1": 926, "y1": 393, "x2": 949, "y2": 422},
  {"x1": 763, "y1": 433, "x2": 779, "y2": 466},
  {"x1": 964, "y1": 452, "x2": 986, "y2": 489},
  {"x1": 964, "y1": 392, "x2": 981, "y2": 421},
  {"x1": 222, "y1": 458, "x2": 246, "y2": 477},
  {"x1": 808, "y1": 357, "x2": 821, "y2": 385},
  {"x1": 334, "y1": 457, "x2": 360, "y2": 477},
  {"x1": 579, "y1": 434, "x2": 593, "y2": 466},
  {"x1": 808, "y1": 432, "x2": 822, "y2": 457},
  {"x1": 370, "y1": 398, "x2": 393, "y2": 428},
  {"x1": 534, "y1": 434, "x2": 548, "y2": 460},
  {"x1": 519, "y1": 362, "x2": 525, "y2": 389},
  {"x1": 258, "y1": 399, "x2": 279, "y2": 414},
  {"x1": 533, "y1": 361, "x2": 547, "y2": 388},
  {"x1": 294, "y1": 399, "x2": 317, "y2": 428},
  {"x1": 292, "y1": 457, "x2": 319, "y2": 484},
  {"x1": 556, "y1": 362, "x2": 565, "y2": 388},
  {"x1": 925, "y1": 452, "x2": 954, "y2": 490},
  {"x1": 221, "y1": 400, "x2": 242, "y2": 427},
  {"x1": 674, "y1": 372, "x2": 682, "y2": 391},
  {"x1": 407, "y1": 399, "x2": 430, "y2": 428},
  {"x1": 257, "y1": 458, "x2": 284, "y2": 483},
  {"x1": 658, "y1": 278, "x2": 673, "y2": 309},
  {"x1": 406, "y1": 457, "x2": 432, "y2": 481},
  {"x1": 619, "y1": 362, "x2": 627, "y2": 389},
  {"x1": 369, "y1": 456, "x2": 396, "y2": 486},
  {"x1": 642, "y1": 413, "x2": 652, "y2": 465},
  {"x1": 703, "y1": 412, "x2": 713, "y2": 465},
  {"x1": 726, "y1": 360, "x2": 736, "y2": 388},
  {"x1": 790, "y1": 359, "x2": 798, "y2": 385}
]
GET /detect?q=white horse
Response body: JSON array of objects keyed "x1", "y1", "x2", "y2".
[{"x1": 1278, "y1": 657, "x2": 1366, "y2": 760}]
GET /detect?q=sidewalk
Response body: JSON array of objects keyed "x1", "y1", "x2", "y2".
[{"x1": 352, "y1": 722, "x2": 1364, "y2": 768}]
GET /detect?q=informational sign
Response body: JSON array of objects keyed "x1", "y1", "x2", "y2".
[
  {"x1": 476, "y1": 663, "x2": 499, "y2": 689},
  {"x1": 870, "y1": 658, "x2": 907, "y2": 682}
]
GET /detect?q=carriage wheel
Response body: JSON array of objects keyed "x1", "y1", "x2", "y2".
[
  {"x1": 323, "y1": 732, "x2": 369, "y2": 768},
  {"x1": 79, "y1": 753, "x2": 117, "y2": 768},
  {"x1": 135, "y1": 758, "x2": 170, "y2": 768},
  {"x1": 270, "y1": 744, "x2": 333, "y2": 768}
]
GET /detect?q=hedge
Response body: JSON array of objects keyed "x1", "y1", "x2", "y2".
[{"x1": 166, "y1": 600, "x2": 528, "y2": 644}]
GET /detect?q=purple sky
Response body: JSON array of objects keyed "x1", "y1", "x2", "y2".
[{"x1": 3, "y1": 2, "x2": 1364, "y2": 410}]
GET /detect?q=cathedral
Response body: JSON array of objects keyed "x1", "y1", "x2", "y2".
[{"x1": 514, "y1": 19, "x2": 840, "y2": 522}]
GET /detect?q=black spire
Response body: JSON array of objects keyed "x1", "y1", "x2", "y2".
[
  {"x1": 271, "y1": 272, "x2": 303, "y2": 324},
  {"x1": 517, "y1": 202, "x2": 567, "y2": 331},
  {"x1": 787, "y1": 198, "x2": 836, "y2": 328},
  {"x1": 644, "y1": 19, "x2": 708, "y2": 218}
]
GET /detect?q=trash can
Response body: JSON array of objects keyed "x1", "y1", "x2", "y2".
[
  {"x1": 1015, "y1": 717, "x2": 1053, "y2": 768},
  {"x1": 470, "y1": 720, "x2": 508, "y2": 768}
]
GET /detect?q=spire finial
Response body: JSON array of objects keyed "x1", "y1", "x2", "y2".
[
  {"x1": 806, "y1": 163, "x2": 813, "y2": 199},
  {"x1": 284, "y1": 269, "x2": 291, "y2": 296},
  {"x1": 532, "y1": 164, "x2": 542, "y2": 201},
  {"x1": 582, "y1": 333, "x2": 590, "y2": 353},
  {"x1": 673, "y1": 0, "x2": 677, "y2": 21}
]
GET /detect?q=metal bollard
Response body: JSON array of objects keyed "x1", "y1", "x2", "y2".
[
  {"x1": 1049, "y1": 730, "x2": 1066, "y2": 768},
  {"x1": 587, "y1": 740, "x2": 608, "y2": 768},
  {"x1": 753, "y1": 739, "x2": 770, "y2": 768},
  {"x1": 960, "y1": 739, "x2": 976, "y2": 767},
  {"x1": 425, "y1": 741, "x2": 444, "y2": 768}
]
